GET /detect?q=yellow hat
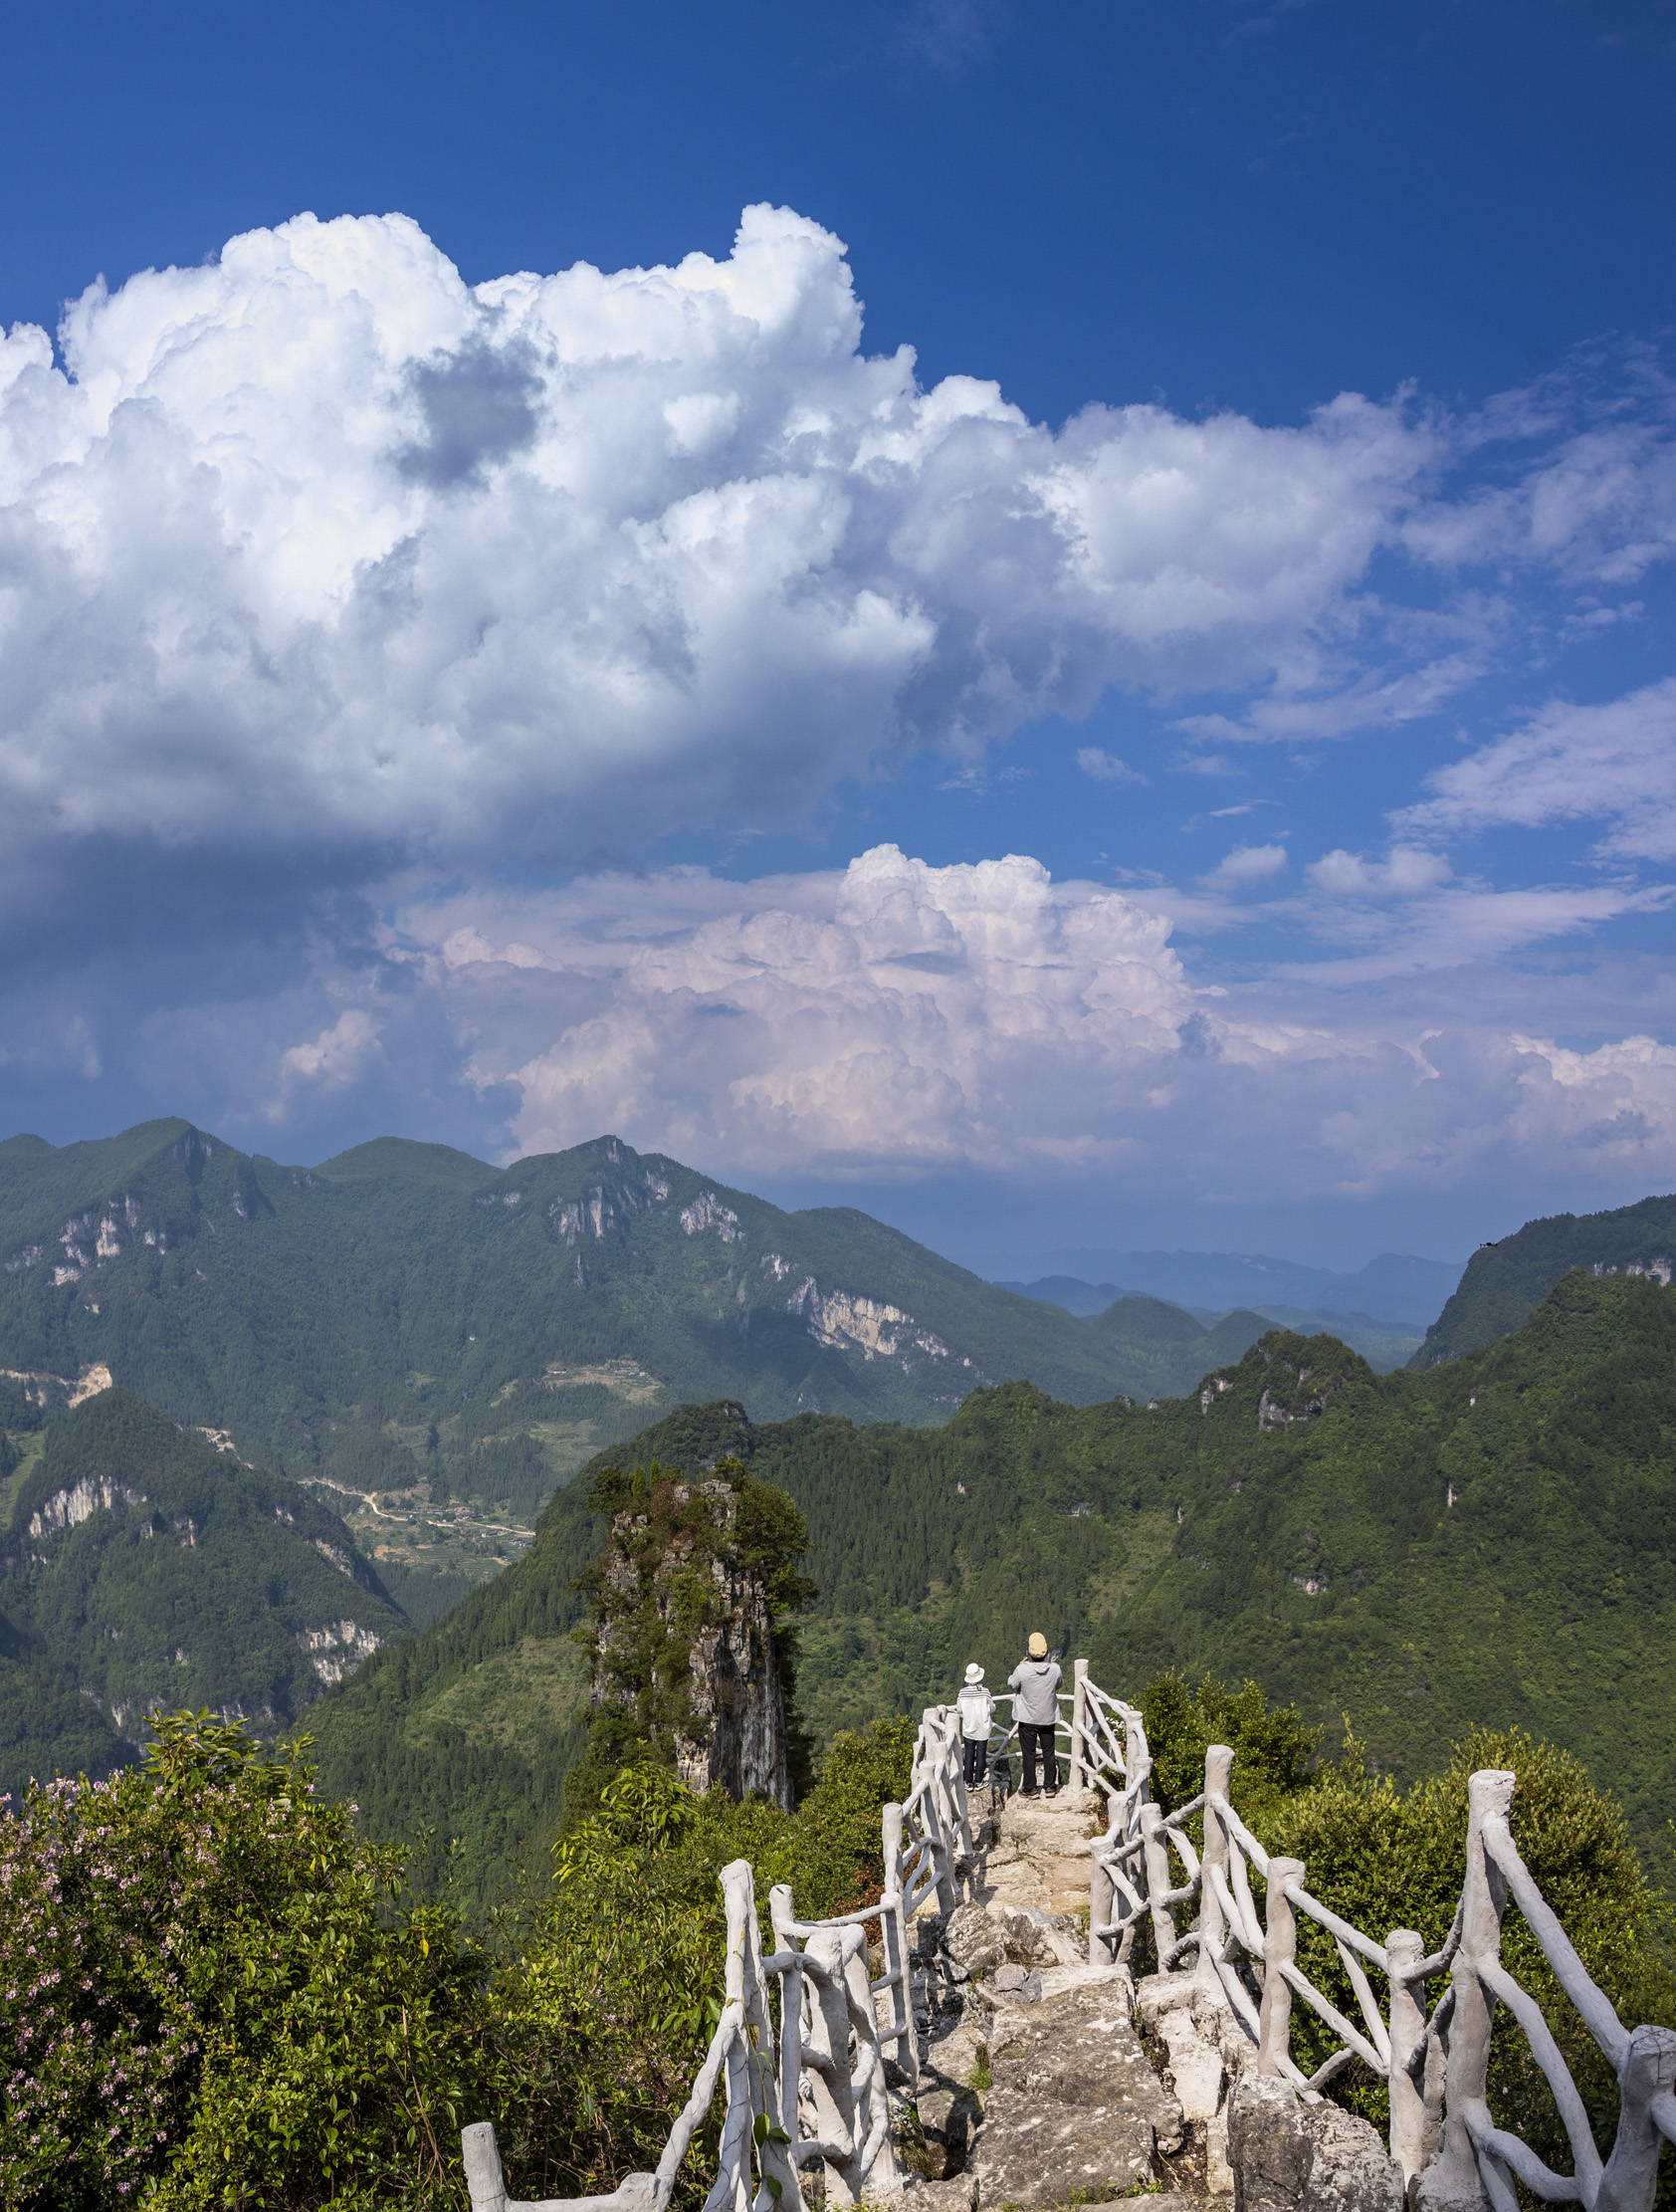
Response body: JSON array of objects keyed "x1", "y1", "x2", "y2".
[{"x1": 1027, "y1": 1632, "x2": 1048, "y2": 1659}]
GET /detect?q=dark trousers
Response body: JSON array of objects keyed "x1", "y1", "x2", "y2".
[
  {"x1": 962, "y1": 1736, "x2": 989, "y2": 1786},
  {"x1": 1019, "y1": 1721, "x2": 1058, "y2": 1794}
]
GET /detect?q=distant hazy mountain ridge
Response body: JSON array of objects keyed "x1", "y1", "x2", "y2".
[
  {"x1": 998, "y1": 1246, "x2": 1462, "y2": 1327},
  {"x1": 1004, "y1": 1278, "x2": 1426, "y2": 1371}
]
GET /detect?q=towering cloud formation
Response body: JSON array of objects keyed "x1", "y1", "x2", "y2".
[{"x1": 0, "y1": 205, "x2": 1432, "y2": 879}]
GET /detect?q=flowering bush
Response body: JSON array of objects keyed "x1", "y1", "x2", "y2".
[{"x1": 0, "y1": 1712, "x2": 496, "y2": 2210}]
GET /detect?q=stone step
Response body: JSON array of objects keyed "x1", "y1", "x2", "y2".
[
  {"x1": 968, "y1": 1980, "x2": 1186, "y2": 2211},
  {"x1": 907, "y1": 1850, "x2": 1403, "y2": 2212}
]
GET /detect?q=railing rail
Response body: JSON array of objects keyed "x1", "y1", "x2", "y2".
[
  {"x1": 462, "y1": 1700, "x2": 973, "y2": 2210},
  {"x1": 1089, "y1": 1730, "x2": 1674, "y2": 2212},
  {"x1": 464, "y1": 1669, "x2": 1674, "y2": 2212}
]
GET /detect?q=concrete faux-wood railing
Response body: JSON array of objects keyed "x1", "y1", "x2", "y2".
[
  {"x1": 1083, "y1": 1707, "x2": 1676, "y2": 2212},
  {"x1": 464, "y1": 1669, "x2": 1675, "y2": 2212},
  {"x1": 462, "y1": 1702, "x2": 973, "y2": 2212}
]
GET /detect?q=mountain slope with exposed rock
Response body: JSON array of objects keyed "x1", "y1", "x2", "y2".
[
  {"x1": 1412, "y1": 1190, "x2": 1676, "y2": 1367},
  {"x1": 0, "y1": 1383, "x2": 405, "y2": 1796},
  {"x1": 0, "y1": 1120, "x2": 1286, "y2": 1550}
]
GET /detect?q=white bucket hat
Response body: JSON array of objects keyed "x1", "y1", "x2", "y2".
[{"x1": 963, "y1": 1662, "x2": 984, "y2": 1684}]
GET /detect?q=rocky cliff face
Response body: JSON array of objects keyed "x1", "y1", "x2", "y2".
[{"x1": 586, "y1": 1465, "x2": 803, "y2": 1811}]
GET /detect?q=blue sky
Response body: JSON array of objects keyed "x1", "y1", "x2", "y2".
[{"x1": 1, "y1": 0, "x2": 1673, "y2": 1268}]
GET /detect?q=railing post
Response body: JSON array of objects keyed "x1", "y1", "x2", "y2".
[
  {"x1": 1417, "y1": 1768, "x2": 1515, "y2": 2212},
  {"x1": 722, "y1": 1860, "x2": 798, "y2": 2208},
  {"x1": 1142, "y1": 1801, "x2": 1175, "y2": 1972},
  {"x1": 1596, "y1": 2023, "x2": 1676, "y2": 2212},
  {"x1": 1070, "y1": 1658, "x2": 1090, "y2": 1796},
  {"x1": 1125, "y1": 1706, "x2": 1150, "y2": 1811},
  {"x1": 1194, "y1": 1742, "x2": 1233, "y2": 1996},
  {"x1": 1386, "y1": 1927, "x2": 1433, "y2": 2182},
  {"x1": 807, "y1": 1925, "x2": 863, "y2": 2203},
  {"x1": 923, "y1": 1709, "x2": 958, "y2": 1913},
  {"x1": 461, "y1": 2123, "x2": 509, "y2": 2212},
  {"x1": 769, "y1": 1882, "x2": 806, "y2": 2169},
  {"x1": 839, "y1": 1923, "x2": 902, "y2": 2197},
  {"x1": 1258, "y1": 1855, "x2": 1305, "y2": 2076},
  {"x1": 943, "y1": 1706, "x2": 975, "y2": 1858},
  {"x1": 880, "y1": 1802, "x2": 919, "y2": 2089},
  {"x1": 1090, "y1": 1800, "x2": 1117, "y2": 1968}
]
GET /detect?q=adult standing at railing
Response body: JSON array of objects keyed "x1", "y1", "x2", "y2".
[
  {"x1": 955, "y1": 1661, "x2": 995, "y2": 1787},
  {"x1": 1009, "y1": 1631, "x2": 1063, "y2": 1797}
]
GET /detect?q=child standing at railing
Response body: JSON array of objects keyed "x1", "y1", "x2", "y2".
[
  {"x1": 955, "y1": 1662, "x2": 994, "y2": 1786},
  {"x1": 1009, "y1": 1632, "x2": 1063, "y2": 1797}
]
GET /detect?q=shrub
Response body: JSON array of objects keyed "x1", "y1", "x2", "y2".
[
  {"x1": 0, "y1": 1712, "x2": 495, "y2": 2210},
  {"x1": 1141, "y1": 1672, "x2": 1322, "y2": 1831},
  {"x1": 491, "y1": 1717, "x2": 914, "y2": 2203},
  {"x1": 1264, "y1": 1727, "x2": 1676, "y2": 2194}
]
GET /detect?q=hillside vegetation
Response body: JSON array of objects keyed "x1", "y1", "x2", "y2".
[
  {"x1": 0, "y1": 1120, "x2": 1311, "y2": 1583},
  {"x1": 313, "y1": 1269, "x2": 1676, "y2": 1904},
  {"x1": 0, "y1": 1387, "x2": 405, "y2": 1797},
  {"x1": 1414, "y1": 1190, "x2": 1676, "y2": 1366}
]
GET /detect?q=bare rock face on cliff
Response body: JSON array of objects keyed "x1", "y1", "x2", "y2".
[{"x1": 581, "y1": 1458, "x2": 812, "y2": 1810}]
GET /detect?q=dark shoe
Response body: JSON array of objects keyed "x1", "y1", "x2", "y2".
[{"x1": 1045, "y1": 1787, "x2": 1061, "y2": 1799}]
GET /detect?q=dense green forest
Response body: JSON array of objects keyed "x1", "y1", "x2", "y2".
[
  {"x1": 1414, "y1": 1189, "x2": 1676, "y2": 1365},
  {"x1": 313, "y1": 1268, "x2": 1676, "y2": 1906},
  {"x1": 0, "y1": 1388, "x2": 405, "y2": 1796}
]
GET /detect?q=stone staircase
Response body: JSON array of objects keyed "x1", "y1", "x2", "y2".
[{"x1": 899, "y1": 1784, "x2": 1401, "y2": 2212}]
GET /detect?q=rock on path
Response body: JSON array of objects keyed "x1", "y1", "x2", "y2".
[
  {"x1": 971, "y1": 1783, "x2": 1103, "y2": 1918},
  {"x1": 972, "y1": 1980, "x2": 1186, "y2": 2210}
]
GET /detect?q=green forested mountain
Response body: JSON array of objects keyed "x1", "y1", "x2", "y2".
[
  {"x1": 313, "y1": 1269, "x2": 1676, "y2": 1903},
  {"x1": 0, "y1": 1386, "x2": 404, "y2": 1796},
  {"x1": 1414, "y1": 1190, "x2": 1676, "y2": 1366},
  {"x1": 0, "y1": 1119, "x2": 1287, "y2": 1541}
]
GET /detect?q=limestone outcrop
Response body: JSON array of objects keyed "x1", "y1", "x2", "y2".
[{"x1": 586, "y1": 1466, "x2": 802, "y2": 1809}]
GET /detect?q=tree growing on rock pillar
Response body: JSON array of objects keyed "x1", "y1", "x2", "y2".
[{"x1": 569, "y1": 1456, "x2": 816, "y2": 1813}]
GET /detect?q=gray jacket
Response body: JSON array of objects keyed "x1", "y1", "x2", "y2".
[{"x1": 1007, "y1": 1657, "x2": 1062, "y2": 1726}]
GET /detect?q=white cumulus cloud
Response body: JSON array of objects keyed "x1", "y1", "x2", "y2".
[
  {"x1": 0, "y1": 203, "x2": 1448, "y2": 889},
  {"x1": 1306, "y1": 846, "x2": 1452, "y2": 897},
  {"x1": 1202, "y1": 841, "x2": 1288, "y2": 889},
  {"x1": 269, "y1": 1006, "x2": 384, "y2": 1117},
  {"x1": 1075, "y1": 746, "x2": 1145, "y2": 783},
  {"x1": 426, "y1": 844, "x2": 1197, "y2": 1173},
  {"x1": 360, "y1": 842, "x2": 1676, "y2": 1207}
]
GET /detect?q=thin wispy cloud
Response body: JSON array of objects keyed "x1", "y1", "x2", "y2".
[
  {"x1": 898, "y1": 0, "x2": 1007, "y2": 73},
  {"x1": 1075, "y1": 747, "x2": 1146, "y2": 784},
  {"x1": 1398, "y1": 679, "x2": 1676, "y2": 861}
]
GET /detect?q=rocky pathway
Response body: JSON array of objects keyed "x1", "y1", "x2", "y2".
[
  {"x1": 900, "y1": 1783, "x2": 1403, "y2": 2212},
  {"x1": 970, "y1": 1783, "x2": 1103, "y2": 1918}
]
